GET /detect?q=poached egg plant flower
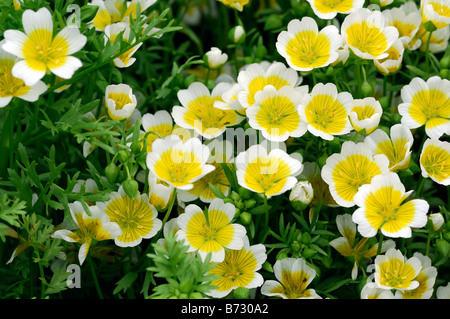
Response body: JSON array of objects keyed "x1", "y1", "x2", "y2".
[
  {"x1": 246, "y1": 84, "x2": 308, "y2": 142},
  {"x1": 341, "y1": 8, "x2": 399, "y2": 60},
  {"x1": 235, "y1": 144, "x2": 303, "y2": 197},
  {"x1": 51, "y1": 201, "x2": 122, "y2": 265},
  {"x1": 352, "y1": 172, "x2": 429, "y2": 238},
  {"x1": 96, "y1": 186, "x2": 162, "y2": 247},
  {"x1": 419, "y1": 138, "x2": 450, "y2": 185},
  {"x1": 176, "y1": 198, "x2": 247, "y2": 262},
  {"x1": 2, "y1": 7, "x2": 87, "y2": 86},
  {"x1": 0, "y1": 42, "x2": 47, "y2": 108},
  {"x1": 146, "y1": 135, "x2": 215, "y2": 190},
  {"x1": 305, "y1": 0, "x2": 365, "y2": 20},
  {"x1": 321, "y1": 141, "x2": 390, "y2": 207},
  {"x1": 276, "y1": 17, "x2": 342, "y2": 72},
  {"x1": 372, "y1": 248, "x2": 423, "y2": 291},
  {"x1": 261, "y1": 258, "x2": 321, "y2": 299},
  {"x1": 398, "y1": 76, "x2": 450, "y2": 140}
]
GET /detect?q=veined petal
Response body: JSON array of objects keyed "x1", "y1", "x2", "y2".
[{"x1": 22, "y1": 7, "x2": 53, "y2": 35}]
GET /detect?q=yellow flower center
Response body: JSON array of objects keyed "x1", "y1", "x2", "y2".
[
  {"x1": 270, "y1": 270, "x2": 312, "y2": 299},
  {"x1": 0, "y1": 58, "x2": 30, "y2": 97},
  {"x1": 409, "y1": 88, "x2": 450, "y2": 130},
  {"x1": 285, "y1": 30, "x2": 332, "y2": 69},
  {"x1": 23, "y1": 29, "x2": 69, "y2": 71},
  {"x1": 154, "y1": 149, "x2": 204, "y2": 187},
  {"x1": 256, "y1": 95, "x2": 300, "y2": 135},
  {"x1": 391, "y1": 21, "x2": 418, "y2": 39},
  {"x1": 183, "y1": 95, "x2": 238, "y2": 135},
  {"x1": 428, "y1": 1, "x2": 450, "y2": 17},
  {"x1": 375, "y1": 138, "x2": 409, "y2": 171},
  {"x1": 188, "y1": 162, "x2": 230, "y2": 200},
  {"x1": 247, "y1": 75, "x2": 290, "y2": 106},
  {"x1": 305, "y1": 94, "x2": 348, "y2": 134},
  {"x1": 210, "y1": 248, "x2": 257, "y2": 291},
  {"x1": 243, "y1": 156, "x2": 292, "y2": 195},
  {"x1": 378, "y1": 258, "x2": 418, "y2": 289},
  {"x1": 314, "y1": 0, "x2": 356, "y2": 13},
  {"x1": 108, "y1": 92, "x2": 132, "y2": 110},
  {"x1": 70, "y1": 212, "x2": 114, "y2": 243},
  {"x1": 332, "y1": 154, "x2": 382, "y2": 202},
  {"x1": 105, "y1": 196, "x2": 155, "y2": 243},
  {"x1": 420, "y1": 145, "x2": 450, "y2": 182},
  {"x1": 346, "y1": 21, "x2": 388, "y2": 57}
]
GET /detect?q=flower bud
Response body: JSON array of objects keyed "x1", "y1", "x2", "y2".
[
  {"x1": 238, "y1": 187, "x2": 252, "y2": 200},
  {"x1": 244, "y1": 198, "x2": 257, "y2": 209},
  {"x1": 301, "y1": 232, "x2": 312, "y2": 244},
  {"x1": 130, "y1": 140, "x2": 141, "y2": 154},
  {"x1": 223, "y1": 197, "x2": 235, "y2": 204},
  {"x1": 302, "y1": 247, "x2": 317, "y2": 258},
  {"x1": 291, "y1": 240, "x2": 301, "y2": 252},
  {"x1": 378, "y1": 96, "x2": 389, "y2": 109},
  {"x1": 230, "y1": 191, "x2": 240, "y2": 202},
  {"x1": 122, "y1": 178, "x2": 139, "y2": 199},
  {"x1": 234, "y1": 208, "x2": 241, "y2": 219},
  {"x1": 276, "y1": 250, "x2": 288, "y2": 260},
  {"x1": 118, "y1": 150, "x2": 129, "y2": 163},
  {"x1": 440, "y1": 56, "x2": 450, "y2": 69},
  {"x1": 264, "y1": 14, "x2": 283, "y2": 31},
  {"x1": 429, "y1": 213, "x2": 445, "y2": 231},
  {"x1": 105, "y1": 162, "x2": 120, "y2": 184},
  {"x1": 204, "y1": 47, "x2": 228, "y2": 70},
  {"x1": 239, "y1": 211, "x2": 252, "y2": 225},
  {"x1": 228, "y1": 25, "x2": 245, "y2": 44},
  {"x1": 262, "y1": 261, "x2": 274, "y2": 273},
  {"x1": 290, "y1": 181, "x2": 314, "y2": 206},
  {"x1": 361, "y1": 81, "x2": 374, "y2": 97}
]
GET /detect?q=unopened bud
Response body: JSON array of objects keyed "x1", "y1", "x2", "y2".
[{"x1": 122, "y1": 178, "x2": 139, "y2": 199}]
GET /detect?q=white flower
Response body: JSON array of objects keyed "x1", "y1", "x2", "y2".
[
  {"x1": 105, "y1": 84, "x2": 137, "y2": 121},
  {"x1": 205, "y1": 47, "x2": 228, "y2": 69},
  {"x1": 289, "y1": 181, "x2": 314, "y2": 205},
  {"x1": 2, "y1": 7, "x2": 86, "y2": 86}
]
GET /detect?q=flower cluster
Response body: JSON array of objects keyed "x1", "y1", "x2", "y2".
[{"x1": 0, "y1": 0, "x2": 449, "y2": 302}]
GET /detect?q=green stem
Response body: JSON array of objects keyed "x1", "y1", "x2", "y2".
[
  {"x1": 355, "y1": 58, "x2": 361, "y2": 98},
  {"x1": 87, "y1": 254, "x2": 104, "y2": 299},
  {"x1": 376, "y1": 231, "x2": 384, "y2": 256},
  {"x1": 311, "y1": 69, "x2": 317, "y2": 86},
  {"x1": 205, "y1": 68, "x2": 211, "y2": 86},
  {"x1": 234, "y1": 45, "x2": 240, "y2": 77},
  {"x1": 425, "y1": 232, "x2": 431, "y2": 256},
  {"x1": 162, "y1": 188, "x2": 177, "y2": 227},
  {"x1": 361, "y1": 61, "x2": 367, "y2": 83},
  {"x1": 416, "y1": 176, "x2": 426, "y2": 198},
  {"x1": 264, "y1": 193, "x2": 269, "y2": 230},
  {"x1": 0, "y1": 105, "x2": 22, "y2": 179},
  {"x1": 425, "y1": 31, "x2": 433, "y2": 73}
]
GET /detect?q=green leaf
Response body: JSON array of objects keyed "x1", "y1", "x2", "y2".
[
  {"x1": 113, "y1": 272, "x2": 139, "y2": 295},
  {"x1": 208, "y1": 183, "x2": 226, "y2": 199},
  {"x1": 0, "y1": 194, "x2": 27, "y2": 227},
  {"x1": 405, "y1": 65, "x2": 430, "y2": 79},
  {"x1": 45, "y1": 267, "x2": 71, "y2": 295}
]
